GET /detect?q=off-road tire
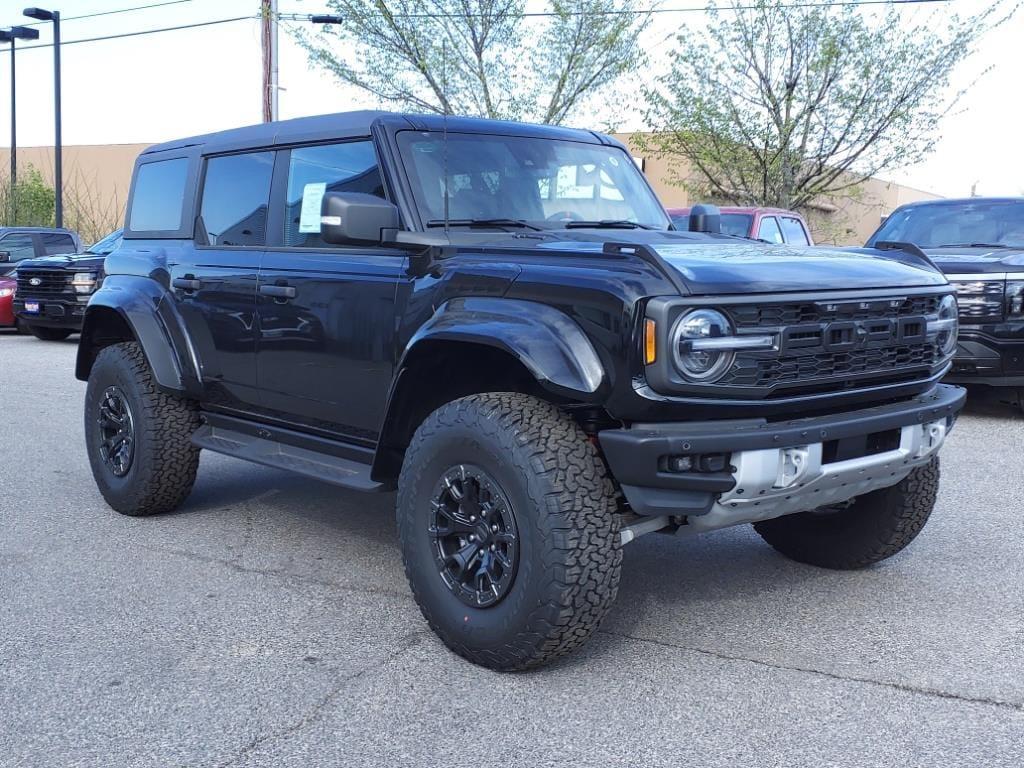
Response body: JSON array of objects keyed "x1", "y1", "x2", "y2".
[
  {"x1": 85, "y1": 341, "x2": 201, "y2": 516},
  {"x1": 754, "y1": 457, "x2": 940, "y2": 570},
  {"x1": 27, "y1": 325, "x2": 72, "y2": 341},
  {"x1": 397, "y1": 393, "x2": 622, "y2": 671}
]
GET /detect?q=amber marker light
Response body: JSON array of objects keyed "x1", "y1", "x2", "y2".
[{"x1": 644, "y1": 318, "x2": 657, "y2": 364}]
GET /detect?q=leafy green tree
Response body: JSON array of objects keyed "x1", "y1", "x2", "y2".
[
  {"x1": 642, "y1": 0, "x2": 1014, "y2": 210},
  {"x1": 293, "y1": 0, "x2": 649, "y2": 125},
  {"x1": 0, "y1": 165, "x2": 56, "y2": 227}
]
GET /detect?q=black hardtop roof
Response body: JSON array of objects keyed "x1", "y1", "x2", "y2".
[{"x1": 142, "y1": 110, "x2": 612, "y2": 156}]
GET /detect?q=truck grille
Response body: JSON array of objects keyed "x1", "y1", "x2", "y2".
[
  {"x1": 722, "y1": 294, "x2": 943, "y2": 395},
  {"x1": 17, "y1": 269, "x2": 74, "y2": 298},
  {"x1": 948, "y1": 278, "x2": 1004, "y2": 322}
]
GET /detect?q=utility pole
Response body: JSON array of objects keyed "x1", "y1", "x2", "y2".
[
  {"x1": 261, "y1": 0, "x2": 278, "y2": 122},
  {"x1": 23, "y1": 8, "x2": 62, "y2": 227},
  {"x1": 1, "y1": 26, "x2": 39, "y2": 225}
]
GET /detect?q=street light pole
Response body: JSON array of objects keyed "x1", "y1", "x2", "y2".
[
  {"x1": 23, "y1": 7, "x2": 61, "y2": 228},
  {"x1": 0, "y1": 25, "x2": 39, "y2": 226}
]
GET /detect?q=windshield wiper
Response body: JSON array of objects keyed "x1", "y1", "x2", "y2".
[
  {"x1": 937, "y1": 243, "x2": 1014, "y2": 249},
  {"x1": 425, "y1": 218, "x2": 542, "y2": 231},
  {"x1": 563, "y1": 219, "x2": 654, "y2": 230}
]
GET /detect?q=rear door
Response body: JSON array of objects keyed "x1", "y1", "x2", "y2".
[
  {"x1": 169, "y1": 150, "x2": 274, "y2": 413},
  {"x1": 780, "y1": 216, "x2": 812, "y2": 246},
  {"x1": 39, "y1": 232, "x2": 78, "y2": 255},
  {"x1": 256, "y1": 139, "x2": 407, "y2": 443}
]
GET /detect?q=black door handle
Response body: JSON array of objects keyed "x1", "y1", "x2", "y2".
[
  {"x1": 259, "y1": 284, "x2": 297, "y2": 299},
  {"x1": 173, "y1": 277, "x2": 202, "y2": 291}
]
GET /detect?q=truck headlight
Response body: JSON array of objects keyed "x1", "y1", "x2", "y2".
[
  {"x1": 1006, "y1": 281, "x2": 1024, "y2": 317},
  {"x1": 71, "y1": 272, "x2": 97, "y2": 294},
  {"x1": 927, "y1": 294, "x2": 958, "y2": 357},
  {"x1": 671, "y1": 308, "x2": 774, "y2": 382}
]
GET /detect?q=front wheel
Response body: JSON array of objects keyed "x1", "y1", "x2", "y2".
[
  {"x1": 85, "y1": 341, "x2": 201, "y2": 516},
  {"x1": 27, "y1": 325, "x2": 72, "y2": 341},
  {"x1": 397, "y1": 393, "x2": 622, "y2": 671},
  {"x1": 754, "y1": 458, "x2": 940, "y2": 570}
]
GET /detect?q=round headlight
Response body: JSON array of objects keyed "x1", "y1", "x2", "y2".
[
  {"x1": 936, "y1": 294, "x2": 958, "y2": 356},
  {"x1": 671, "y1": 308, "x2": 735, "y2": 381}
]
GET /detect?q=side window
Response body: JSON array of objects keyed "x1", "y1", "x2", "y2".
[
  {"x1": 129, "y1": 157, "x2": 189, "y2": 232},
  {"x1": 284, "y1": 141, "x2": 384, "y2": 248},
  {"x1": 40, "y1": 233, "x2": 76, "y2": 255},
  {"x1": 757, "y1": 216, "x2": 784, "y2": 244},
  {"x1": 0, "y1": 233, "x2": 36, "y2": 261},
  {"x1": 199, "y1": 152, "x2": 275, "y2": 246},
  {"x1": 780, "y1": 217, "x2": 811, "y2": 245}
]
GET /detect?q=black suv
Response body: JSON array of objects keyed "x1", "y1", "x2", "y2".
[
  {"x1": 867, "y1": 197, "x2": 1024, "y2": 409},
  {"x1": 77, "y1": 112, "x2": 965, "y2": 669},
  {"x1": 14, "y1": 228, "x2": 122, "y2": 340}
]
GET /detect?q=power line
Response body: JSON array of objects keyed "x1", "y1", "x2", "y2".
[
  {"x1": 279, "y1": 0, "x2": 955, "y2": 21},
  {"x1": 19, "y1": 0, "x2": 197, "y2": 27},
  {"x1": 0, "y1": 16, "x2": 254, "y2": 53}
]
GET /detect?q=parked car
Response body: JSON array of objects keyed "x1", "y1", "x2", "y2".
[
  {"x1": 0, "y1": 226, "x2": 81, "y2": 277},
  {"x1": 77, "y1": 112, "x2": 963, "y2": 670},
  {"x1": 667, "y1": 206, "x2": 813, "y2": 245},
  {"x1": 866, "y1": 198, "x2": 1024, "y2": 407},
  {"x1": 0, "y1": 274, "x2": 16, "y2": 329},
  {"x1": 13, "y1": 228, "x2": 122, "y2": 341}
]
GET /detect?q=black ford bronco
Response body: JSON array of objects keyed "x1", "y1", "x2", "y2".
[{"x1": 77, "y1": 112, "x2": 965, "y2": 670}]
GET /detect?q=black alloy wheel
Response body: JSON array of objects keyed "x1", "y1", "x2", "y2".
[
  {"x1": 97, "y1": 386, "x2": 136, "y2": 477},
  {"x1": 430, "y1": 464, "x2": 519, "y2": 608}
]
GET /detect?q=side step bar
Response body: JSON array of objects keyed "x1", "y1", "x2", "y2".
[{"x1": 191, "y1": 419, "x2": 383, "y2": 493}]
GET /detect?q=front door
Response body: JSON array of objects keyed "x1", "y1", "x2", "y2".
[
  {"x1": 255, "y1": 140, "x2": 406, "y2": 443},
  {"x1": 168, "y1": 150, "x2": 275, "y2": 413}
]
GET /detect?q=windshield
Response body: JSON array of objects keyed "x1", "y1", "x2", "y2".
[
  {"x1": 397, "y1": 131, "x2": 670, "y2": 229},
  {"x1": 86, "y1": 229, "x2": 123, "y2": 255},
  {"x1": 670, "y1": 212, "x2": 753, "y2": 238},
  {"x1": 869, "y1": 201, "x2": 1024, "y2": 248}
]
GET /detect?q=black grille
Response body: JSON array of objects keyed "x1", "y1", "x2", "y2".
[
  {"x1": 722, "y1": 344, "x2": 938, "y2": 388},
  {"x1": 948, "y1": 279, "x2": 1004, "y2": 322},
  {"x1": 17, "y1": 269, "x2": 74, "y2": 298},
  {"x1": 731, "y1": 295, "x2": 941, "y2": 328}
]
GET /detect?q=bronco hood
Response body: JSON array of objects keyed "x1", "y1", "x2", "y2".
[{"x1": 650, "y1": 242, "x2": 947, "y2": 294}]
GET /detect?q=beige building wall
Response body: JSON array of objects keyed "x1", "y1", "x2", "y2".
[
  {"x1": 1, "y1": 138, "x2": 940, "y2": 247},
  {"x1": 615, "y1": 133, "x2": 941, "y2": 246}
]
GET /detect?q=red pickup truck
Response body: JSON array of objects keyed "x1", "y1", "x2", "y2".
[{"x1": 667, "y1": 206, "x2": 814, "y2": 245}]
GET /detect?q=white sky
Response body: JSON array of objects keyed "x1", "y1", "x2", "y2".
[{"x1": 0, "y1": 0, "x2": 1020, "y2": 198}]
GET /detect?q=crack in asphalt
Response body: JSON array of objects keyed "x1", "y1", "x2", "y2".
[
  {"x1": 214, "y1": 631, "x2": 427, "y2": 767},
  {"x1": 137, "y1": 543, "x2": 409, "y2": 602},
  {"x1": 599, "y1": 629, "x2": 1024, "y2": 713}
]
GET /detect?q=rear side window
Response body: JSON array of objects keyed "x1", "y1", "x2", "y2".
[
  {"x1": 780, "y1": 217, "x2": 810, "y2": 245},
  {"x1": 284, "y1": 141, "x2": 384, "y2": 248},
  {"x1": 757, "y1": 216, "x2": 784, "y2": 244},
  {"x1": 0, "y1": 233, "x2": 36, "y2": 261},
  {"x1": 41, "y1": 233, "x2": 76, "y2": 255},
  {"x1": 129, "y1": 158, "x2": 189, "y2": 232},
  {"x1": 199, "y1": 152, "x2": 275, "y2": 246}
]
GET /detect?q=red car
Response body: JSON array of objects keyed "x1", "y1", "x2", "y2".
[
  {"x1": 0, "y1": 275, "x2": 15, "y2": 328},
  {"x1": 667, "y1": 206, "x2": 814, "y2": 245}
]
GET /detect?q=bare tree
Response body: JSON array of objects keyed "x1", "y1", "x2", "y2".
[
  {"x1": 641, "y1": 0, "x2": 1015, "y2": 210},
  {"x1": 292, "y1": 0, "x2": 649, "y2": 125}
]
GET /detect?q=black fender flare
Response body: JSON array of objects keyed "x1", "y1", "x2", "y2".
[
  {"x1": 76, "y1": 274, "x2": 201, "y2": 396},
  {"x1": 403, "y1": 297, "x2": 606, "y2": 396}
]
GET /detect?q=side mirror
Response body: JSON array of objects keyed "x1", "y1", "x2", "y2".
[
  {"x1": 320, "y1": 192, "x2": 400, "y2": 245},
  {"x1": 688, "y1": 203, "x2": 721, "y2": 234},
  {"x1": 0, "y1": 251, "x2": 10, "y2": 263}
]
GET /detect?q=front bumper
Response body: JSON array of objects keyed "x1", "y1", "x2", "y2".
[
  {"x1": 944, "y1": 328, "x2": 1024, "y2": 387},
  {"x1": 599, "y1": 384, "x2": 965, "y2": 532},
  {"x1": 13, "y1": 298, "x2": 87, "y2": 330}
]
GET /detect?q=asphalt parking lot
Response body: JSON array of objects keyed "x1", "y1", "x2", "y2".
[{"x1": 1, "y1": 331, "x2": 1022, "y2": 768}]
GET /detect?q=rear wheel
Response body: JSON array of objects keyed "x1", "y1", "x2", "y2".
[
  {"x1": 27, "y1": 325, "x2": 72, "y2": 341},
  {"x1": 85, "y1": 341, "x2": 201, "y2": 516},
  {"x1": 397, "y1": 393, "x2": 622, "y2": 670},
  {"x1": 754, "y1": 458, "x2": 940, "y2": 569}
]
